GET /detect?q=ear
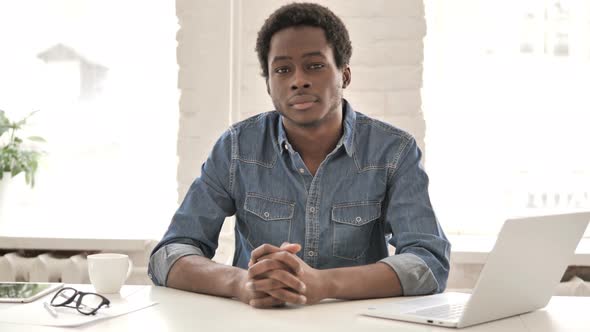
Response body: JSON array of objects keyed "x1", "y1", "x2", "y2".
[
  {"x1": 342, "y1": 65, "x2": 351, "y2": 89},
  {"x1": 265, "y1": 78, "x2": 270, "y2": 95}
]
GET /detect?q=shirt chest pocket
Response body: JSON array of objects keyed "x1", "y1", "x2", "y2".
[
  {"x1": 332, "y1": 201, "x2": 381, "y2": 260},
  {"x1": 243, "y1": 193, "x2": 294, "y2": 249}
]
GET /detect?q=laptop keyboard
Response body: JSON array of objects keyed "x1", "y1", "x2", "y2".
[{"x1": 408, "y1": 303, "x2": 465, "y2": 320}]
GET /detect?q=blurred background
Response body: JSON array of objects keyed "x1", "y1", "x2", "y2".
[{"x1": 0, "y1": 0, "x2": 588, "y2": 291}]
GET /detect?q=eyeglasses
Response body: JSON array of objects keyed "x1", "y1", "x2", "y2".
[{"x1": 49, "y1": 287, "x2": 110, "y2": 315}]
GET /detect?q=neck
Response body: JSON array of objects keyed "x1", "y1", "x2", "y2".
[{"x1": 282, "y1": 106, "x2": 344, "y2": 160}]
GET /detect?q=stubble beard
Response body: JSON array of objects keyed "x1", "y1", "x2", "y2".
[{"x1": 273, "y1": 87, "x2": 343, "y2": 129}]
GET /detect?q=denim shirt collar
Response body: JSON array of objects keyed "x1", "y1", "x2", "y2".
[{"x1": 277, "y1": 99, "x2": 356, "y2": 157}]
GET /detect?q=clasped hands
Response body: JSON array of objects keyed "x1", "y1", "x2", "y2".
[{"x1": 237, "y1": 242, "x2": 326, "y2": 308}]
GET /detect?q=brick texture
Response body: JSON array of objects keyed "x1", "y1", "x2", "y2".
[
  {"x1": 176, "y1": 1, "x2": 428, "y2": 255},
  {"x1": 176, "y1": 0, "x2": 428, "y2": 194}
]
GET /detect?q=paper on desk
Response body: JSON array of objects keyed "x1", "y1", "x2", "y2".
[{"x1": 0, "y1": 285, "x2": 158, "y2": 327}]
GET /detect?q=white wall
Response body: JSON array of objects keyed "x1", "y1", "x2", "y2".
[
  {"x1": 173, "y1": 0, "x2": 590, "y2": 292},
  {"x1": 175, "y1": 0, "x2": 427, "y2": 202}
]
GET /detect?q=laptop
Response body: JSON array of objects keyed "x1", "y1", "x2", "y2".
[{"x1": 361, "y1": 211, "x2": 590, "y2": 328}]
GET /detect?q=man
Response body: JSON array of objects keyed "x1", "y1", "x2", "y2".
[{"x1": 148, "y1": 2, "x2": 450, "y2": 309}]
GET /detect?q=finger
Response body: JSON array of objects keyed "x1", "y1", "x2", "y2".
[
  {"x1": 249, "y1": 243, "x2": 282, "y2": 267},
  {"x1": 248, "y1": 258, "x2": 297, "y2": 278},
  {"x1": 248, "y1": 278, "x2": 288, "y2": 292},
  {"x1": 249, "y1": 296, "x2": 286, "y2": 309},
  {"x1": 280, "y1": 242, "x2": 302, "y2": 254},
  {"x1": 249, "y1": 272, "x2": 306, "y2": 293},
  {"x1": 246, "y1": 288, "x2": 269, "y2": 299},
  {"x1": 259, "y1": 269, "x2": 306, "y2": 293},
  {"x1": 267, "y1": 288, "x2": 307, "y2": 305},
  {"x1": 255, "y1": 251, "x2": 304, "y2": 275}
]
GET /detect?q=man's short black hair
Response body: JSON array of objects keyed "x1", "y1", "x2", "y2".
[{"x1": 255, "y1": 2, "x2": 352, "y2": 79}]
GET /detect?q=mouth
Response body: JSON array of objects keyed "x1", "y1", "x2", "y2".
[
  {"x1": 290, "y1": 101, "x2": 316, "y2": 110},
  {"x1": 288, "y1": 95, "x2": 318, "y2": 110}
]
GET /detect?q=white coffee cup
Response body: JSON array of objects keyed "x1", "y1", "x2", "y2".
[{"x1": 87, "y1": 253, "x2": 133, "y2": 294}]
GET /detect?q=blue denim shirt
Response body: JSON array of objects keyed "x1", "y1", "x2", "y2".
[{"x1": 149, "y1": 100, "x2": 450, "y2": 296}]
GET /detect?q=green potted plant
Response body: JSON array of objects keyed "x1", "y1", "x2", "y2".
[{"x1": 0, "y1": 109, "x2": 45, "y2": 189}]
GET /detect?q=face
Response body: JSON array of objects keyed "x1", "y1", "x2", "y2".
[{"x1": 266, "y1": 26, "x2": 351, "y2": 129}]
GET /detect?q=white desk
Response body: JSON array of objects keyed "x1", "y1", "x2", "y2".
[{"x1": 1, "y1": 285, "x2": 589, "y2": 331}]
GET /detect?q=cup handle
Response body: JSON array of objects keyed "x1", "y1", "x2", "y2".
[{"x1": 126, "y1": 258, "x2": 134, "y2": 281}]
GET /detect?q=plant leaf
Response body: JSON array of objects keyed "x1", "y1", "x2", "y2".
[
  {"x1": 0, "y1": 110, "x2": 9, "y2": 137},
  {"x1": 0, "y1": 109, "x2": 42, "y2": 188},
  {"x1": 27, "y1": 136, "x2": 46, "y2": 142},
  {"x1": 11, "y1": 166, "x2": 22, "y2": 177}
]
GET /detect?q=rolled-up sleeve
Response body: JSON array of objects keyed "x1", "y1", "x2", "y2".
[
  {"x1": 148, "y1": 129, "x2": 237, "y2": 286},
  {"x1": 148, "y1": 243, "x2": 205, "y2": 286},
  {"x1": 381, "y1": 137, "x2": 451, "y2": 296},
  {"x1": 380, "y1": 253, "x2": 440, "y2": 295}
]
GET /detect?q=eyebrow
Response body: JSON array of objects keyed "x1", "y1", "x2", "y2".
[{"x1": 271, "y1": 51, "x2": 327, "y2": 64}]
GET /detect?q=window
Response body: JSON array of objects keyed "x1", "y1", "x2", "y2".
[
  {"x1": 0, "y1": 0, "x2": 178, "y2": 239},
  {"x1": 423, "y1": 0, "x2": 590, "y2": 236}
]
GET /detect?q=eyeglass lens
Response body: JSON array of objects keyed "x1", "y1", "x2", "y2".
[
  {"x1": 51, "y1": 288, "x2": 77, "y2": 306},
  {"x1": 51, "y1": 287, "x2": 108, "y2": 315},
  {"x1": 78, "y1": 293, "x2": 107, "y2": 314}
]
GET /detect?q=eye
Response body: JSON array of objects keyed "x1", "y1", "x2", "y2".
[
  {"x1": 274, "y1": 66, "x2": 290, "y2": 74},
  {"x1": 308, "y1": 63, "x2": 325, "y2": 70}
]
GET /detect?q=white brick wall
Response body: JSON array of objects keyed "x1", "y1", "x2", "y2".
[
  {"x1": 176, "y1": 0, "x2": 427, "y2": 263},
  {"x1": 176, "y1": 0, "x2": 428, "y2": 202},
  {"x1": 176, "y1": 0, "x2": 233, "y2": 199},
  {"x1": 236, "y1": 1, "x2": 426, "y2": 149}
]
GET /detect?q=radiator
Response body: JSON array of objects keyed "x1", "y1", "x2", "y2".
[
  {"x1": 0, "y1": 251, "x2": 91, "y2": 283},
  {"x1": 0, "y1": 250, "x2": 150, "y2": 284}
]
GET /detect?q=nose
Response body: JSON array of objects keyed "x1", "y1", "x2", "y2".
[{"x1": 290, "y1": 69, "x2": 311, "y2": 90}]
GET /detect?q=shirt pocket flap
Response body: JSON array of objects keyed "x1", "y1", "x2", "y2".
[
  {"x1": 244, "y1": 194, "x2": 295, "y2": 221},
  {"x1": 332, "y1": 202, "x2": 381, "y2": 226}
]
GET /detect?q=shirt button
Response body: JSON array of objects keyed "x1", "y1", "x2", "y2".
[
  {"x1": 355, "y1": 216, "x2": 362, "y2": 222},
  {"x1": 284, "y1": 144, "x2": 289, "y2": 150},
  {"x1": 264, "y1": 212, "x2": 270, "y2": 218},
  {"x1": 309, "y1": 207, "x2": 315, "y2": 213},
  {"x1": 308, "y1": 251, "x2": 315, "y2": 257},
  {"x1": 299, "y1": 168, "x2": 305, "y2": 174}
]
